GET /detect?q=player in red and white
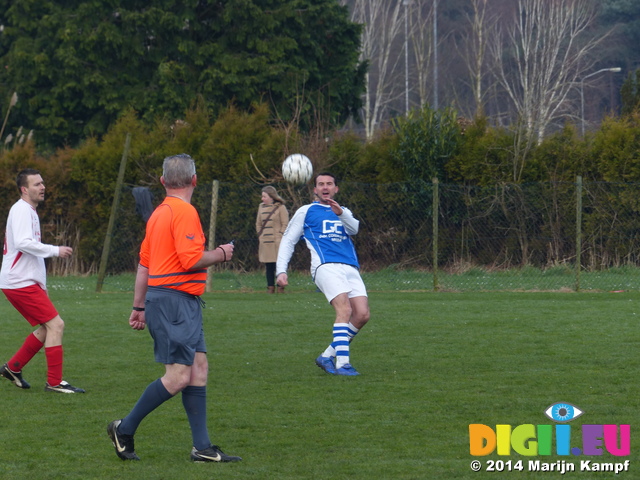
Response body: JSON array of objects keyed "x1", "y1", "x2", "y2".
[{"x1": 0, "y1": 168, "x2": 85, "y2": 393}]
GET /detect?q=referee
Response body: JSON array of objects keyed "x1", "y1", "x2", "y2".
[{"x1": 107, "y1": 154, "x2": 241, "y2": 463}]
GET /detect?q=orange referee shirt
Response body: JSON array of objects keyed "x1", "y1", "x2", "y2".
[{"x1": 139, "y1": 196, "x2": 207, "y2": 296}]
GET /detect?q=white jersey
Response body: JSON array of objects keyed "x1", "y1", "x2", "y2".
[{"x1": 0, "y1": 199, "x2": 59, "y2": 290}]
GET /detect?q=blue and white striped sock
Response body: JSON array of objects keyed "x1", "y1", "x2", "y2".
[
  {"x1": 332, "y1": 323, "x2": 351, "y2": 369},
  {"x1": 325, "y1": 322, "x2": 361, "y2": 369},
  {"x1": 346, "y1": 322, "x2": 360, "y2": 342},
  {"x1": 321, "y1": 322, "x2": 360, "y2": 360}
]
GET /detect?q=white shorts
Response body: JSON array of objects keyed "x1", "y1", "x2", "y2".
[{"x1": 314, "y1": 263, "x2": 367, "y2": 303}]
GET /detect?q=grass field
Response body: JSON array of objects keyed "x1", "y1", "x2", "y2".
[
  {"x1": 1, "y1": 276, "x2": 639, "y2": 479},
  {"x1": 97, "y1": 266, "x2": 640, "y2": 294}
]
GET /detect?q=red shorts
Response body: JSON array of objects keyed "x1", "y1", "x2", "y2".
[{"x1": 2, "y1": 284, "x2": 59, "y2": 326}]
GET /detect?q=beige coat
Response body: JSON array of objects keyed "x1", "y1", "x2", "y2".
[{"x1": 256, "y1": 202, "x2": 289, "y2": 263}]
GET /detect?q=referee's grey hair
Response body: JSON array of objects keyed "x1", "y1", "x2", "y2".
[{"x1": 162, "y1": 154, "x2": 196, "y2": 188}]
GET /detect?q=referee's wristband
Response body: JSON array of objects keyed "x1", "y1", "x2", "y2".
[{"x1": 132, "y1": 306, "x2": 145, "y2": 312}]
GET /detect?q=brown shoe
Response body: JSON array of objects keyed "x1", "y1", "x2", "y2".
[
  {"x1": 267, "y1": 286, "x2": 275, "y2": 294},
  {"x1": 277, "y1": 286, "x2": 285, "y2": 294}
]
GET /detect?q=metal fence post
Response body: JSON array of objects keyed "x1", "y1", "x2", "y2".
[{"x1": 575, "y1": 175, "x2": 583, "y2": 292}]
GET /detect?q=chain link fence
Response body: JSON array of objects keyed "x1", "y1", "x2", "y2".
[{"x1": 95, "y1": 179, "x2": 640, "y2": 292}]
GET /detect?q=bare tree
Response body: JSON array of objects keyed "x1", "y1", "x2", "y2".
[
  {"x1": 492, "y1": 0, "x2": 605, "y2": 145},
  {"x1": 454, "y1": 0, "x2": 499, "y2": 118},
  {"x1": 342, "y1": 0, "x2": 405, "y2": 139},
  {"x1": 408, "y1": 0, "x2": 436, "y2": 109}
]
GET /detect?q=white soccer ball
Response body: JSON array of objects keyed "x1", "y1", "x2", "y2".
[{"x1": 282, "y1": 154, "x2": 313, "y2": 185}]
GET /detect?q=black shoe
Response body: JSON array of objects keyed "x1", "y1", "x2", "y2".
[
  {"x1": 0, "y1": 363, "x2": 31, "y2": 389},
  {"x1": 44, "y1": 380, "x2": 85, "y2": 393},
  {"x1": 190, "y1": 445, "x2": 242, "y2": 462},
  {"x1": 107, "y1": 419, "x2": 140, "y2": 461}
]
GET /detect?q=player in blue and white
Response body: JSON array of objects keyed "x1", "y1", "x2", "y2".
[{"x1": 276, "y1": 172, "x2": 370, "y2": 376}]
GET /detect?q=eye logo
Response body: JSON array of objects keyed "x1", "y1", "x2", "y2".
[{"x1": 544, "y1": 403, "x2": 584, "y2": 423}]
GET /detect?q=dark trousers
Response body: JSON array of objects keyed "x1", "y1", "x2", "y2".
[{"x1": 265, "y1": 262, "x2": 276, "y2": 287}]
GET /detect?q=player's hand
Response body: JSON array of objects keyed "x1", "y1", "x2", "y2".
[
  {"x1": 276, "y1": 273, "x2": 288, "y2": 287},
  {"x1": 58, "y1": 246, "x2": 73, "y2": 258},
  {"x1": 129, "y1": 310, "x2": 146, "y2": 330},
  {"x1": 326, "y1": 198, "x2": 343, "y2": 216}
]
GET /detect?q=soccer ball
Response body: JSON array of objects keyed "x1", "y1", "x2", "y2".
[{"x1": 282, "y1": 154, "x2": 313, "y2": 185}]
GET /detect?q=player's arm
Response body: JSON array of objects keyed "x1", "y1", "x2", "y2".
[
  {"x1": 338, "y1": 207, "x2": 359, "y2": 235},
  {"x1": 12, "y1": 208, "x2": 61, "y2": 258},
  {"x1": 17, "y1": 239, "x2": 72, "y2": 258},
  {"x1": 276, "y1": 207, "x2": 306, "y2": 286}
]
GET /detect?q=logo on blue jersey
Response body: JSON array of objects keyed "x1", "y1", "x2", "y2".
[{"x1": 322, "y1": 220, "x2": 343, "y2": 234}]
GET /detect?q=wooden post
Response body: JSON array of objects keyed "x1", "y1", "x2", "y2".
[
  {"x1": 96, "y1": 133, "x2": 131, "y2": 292},
  {"x1": 575, "y1": 175, "x2": 582, "y2": 292},
  {"x1": 206, "y1": 180, "x2": 220, "y2": 292},
  {"x1": 432, "y1": 178, "x2": 439, "y2": 291}
]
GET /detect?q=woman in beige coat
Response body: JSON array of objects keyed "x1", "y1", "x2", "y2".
[{"x1": 256, "y1": 186, "x2": 289, "y2": 293}]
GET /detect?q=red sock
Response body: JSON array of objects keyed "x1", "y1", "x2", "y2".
[
  {"x1": 45, "y1": 345, "x2": 63, "y2": 386},
  {"x1": 8, "y1": 333, "x2": 44, "y2": 372}
]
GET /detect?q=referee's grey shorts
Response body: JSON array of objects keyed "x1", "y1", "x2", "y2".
[{"x1": 145, "y1": 286, "x2": 207, "y2": 365}]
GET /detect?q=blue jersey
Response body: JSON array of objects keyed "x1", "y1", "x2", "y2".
[{"x1": 277, "y1": 202, "x2": 360, "y2": 279}]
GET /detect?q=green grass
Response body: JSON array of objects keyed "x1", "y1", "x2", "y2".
[
  {"x1": 1, "y1": 277, "x2": 639, "y2": 479},
  {"x1": 97, "y1": 266, "x2": 640, "y2": 294}
]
